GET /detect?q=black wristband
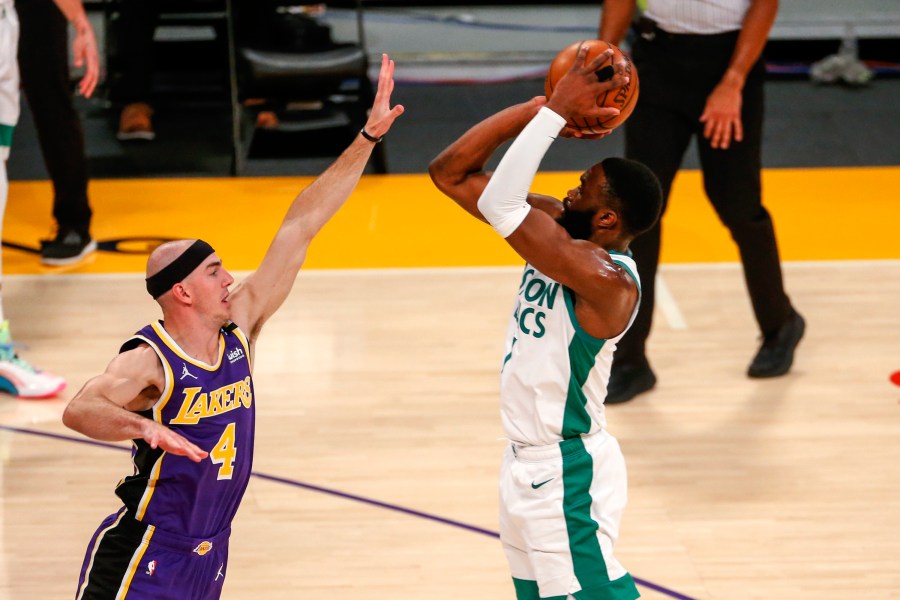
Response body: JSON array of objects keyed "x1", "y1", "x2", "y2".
[{"x1": 360, "y1": 128, "x2": 383, "y2": 143}]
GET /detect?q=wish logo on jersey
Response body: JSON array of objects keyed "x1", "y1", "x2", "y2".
[
  {"x1": 513, "y1": 268, "x2": 560, "y2": 339},
  {"x1": 170, "y1": 376, "x2": 253, "y2": 425},
  {"x1": 227, "y1": 347, "x2": 246, "y2": 364}
]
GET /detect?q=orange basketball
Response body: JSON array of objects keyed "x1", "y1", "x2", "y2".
[{"x1": 544, "y1": 39, "x2": 639, "y2": 133}]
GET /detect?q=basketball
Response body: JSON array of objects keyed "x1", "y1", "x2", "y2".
[{"x1": 544, "y1": 39, "x2": 639, "y2": 133}]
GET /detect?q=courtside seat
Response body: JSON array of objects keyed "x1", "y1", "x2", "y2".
[{"x1": 230, "y1": 1, "x2": 386, "y2": 174}]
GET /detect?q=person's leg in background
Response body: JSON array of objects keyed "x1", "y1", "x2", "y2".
[
  {"x1": 0, "y1": 1, "x2": 66, "y2": 398},
  {"x1": 15, "y1": 0, "x2": 96, "y2": 265},
  {"x1": 115, "y1": 0, "x2": 159, "y2": 140},
  {"x1": 697, "y1": 58, "x2": 804, "y2": 378},
  {"x1": 607, "y1": 35, "x2": 696, "y2": 404}
]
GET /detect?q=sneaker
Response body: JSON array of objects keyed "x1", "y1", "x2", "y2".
[
  {"x1": 747, "y1": 310, "x2": 806, "y2": 378},
  {"x1": 41, "y1": 228, "x2": 97, "y2": 266},
  {"x1": 117, "y1": 102, "x2": 156, "y2": 141},
  {"x1": 606, "y1": 359, "x2": 657, "y2": 404},
  {"x1": 0, "y1": 321, "x2": 66, "y2": 399}
]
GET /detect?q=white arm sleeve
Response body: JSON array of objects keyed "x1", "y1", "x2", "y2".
[{"x1": 477, "y1": 107, "x2": 567, "y2": 238}]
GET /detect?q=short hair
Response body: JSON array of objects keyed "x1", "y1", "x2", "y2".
[{"x1": 600, "y1": 157, "x2": 663, "y2": 239}]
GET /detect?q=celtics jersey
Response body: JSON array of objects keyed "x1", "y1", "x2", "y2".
[
  {"x1": 115, "y1": 321, "x2": 255, "y2": 538},
  {"x1": 499, "y1": 253, "x2": 640, "y2": 446}
]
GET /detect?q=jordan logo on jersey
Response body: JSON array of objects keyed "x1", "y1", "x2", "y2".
[{"x1": 180, "y1": 364, "x2": 198, "y2": 380}]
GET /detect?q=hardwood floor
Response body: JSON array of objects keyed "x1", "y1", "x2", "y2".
[{"x1": 1, "y1": 262, "x2": 898, "y2": 599}]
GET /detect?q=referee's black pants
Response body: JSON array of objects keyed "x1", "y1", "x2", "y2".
[
  {"x1": 616, "y1": 29, "x2": 793, "y2": 367},
  {"x1": 16, "y1": 0, "x2": 93, "y2": 236}
]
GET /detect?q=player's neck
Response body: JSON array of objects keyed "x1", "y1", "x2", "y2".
[{"x1": 160, "y1": 311, "x2": 223, "y2": 364}]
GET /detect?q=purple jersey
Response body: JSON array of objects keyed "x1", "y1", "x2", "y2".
[{"x1": 115, "y1": 321, "x2": 255, "y2": 538}]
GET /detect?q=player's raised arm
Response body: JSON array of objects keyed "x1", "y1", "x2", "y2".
[
  {"x1": 429, "y1": 49, "x2": 625, "y2": 222},
  {"x1": 62, "y1": 346, "x2": 209, "y2": 462},
  {"x1": 228, "y1": 54, "x2": 405, "y2": 340},
  {"x1": 436, "y1": 46, "x2": 659, "y2": 338},
  {"x1": 429, "y1": 97, "x2": 551, "y2": 222}
]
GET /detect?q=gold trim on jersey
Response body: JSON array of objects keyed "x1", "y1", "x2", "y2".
[
  {"x1": 115, "y1": 524, "x2": 155, "y2": 600},
  {"x1": 232, "y1": 325, "x2": 251, "y2": 368},
  {"x1": 150, "y1": 320, "x2": 225, "y2": 370},
  {"x1": 76, "y1": 510, "x2": 126, "y2": 600},
  {"x1": 134, "y1": 450, "x2": 166, "y2": 521},
  {"x1": 129, "y1": 334, "x2": 175, "y2": 424}
]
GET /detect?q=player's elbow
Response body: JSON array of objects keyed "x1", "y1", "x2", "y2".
[
  {"x1": 61, "y1": 400, "x2": 82, "y2": 432},
  {"x1": 427, "y1": 155, "x2": 452, "y2": 193}
]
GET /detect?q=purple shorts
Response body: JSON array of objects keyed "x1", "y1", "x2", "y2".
[{"x1": 75, "y1": 508, "x2": 231, "y2": 600}]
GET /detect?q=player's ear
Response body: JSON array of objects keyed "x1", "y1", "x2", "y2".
[
  {"x1": 172, "y1": 283, "x2": 192, "y2": 305},
  {"x1": 594, "y1": 209, "x2": 618, "y2": 231}
]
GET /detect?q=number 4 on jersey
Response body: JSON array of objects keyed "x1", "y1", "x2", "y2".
[{"x1": 210, "y1": 422, "x2": 237, "y2": 479}]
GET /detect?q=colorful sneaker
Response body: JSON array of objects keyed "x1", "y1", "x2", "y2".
[
  {"x1": 40, "y1": 227, "x2": 97, "y2": 266},
  {"x1": 0, "y1": 321, "x2": 66, "y2": 399},
  {"x1": 117, "y1": 102, "x2": 156, "y2": 141}
]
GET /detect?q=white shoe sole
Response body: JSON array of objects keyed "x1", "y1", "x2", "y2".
[
  {"x1": 41, "y1": 240, "x2": 98, "y2": 266},
  {"x1": 117, "y1": 131, "x2": 156, "y2": 141}
]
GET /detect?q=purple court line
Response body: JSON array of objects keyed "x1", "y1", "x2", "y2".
[{"x1": 1, "y1": 424, "x2": 697, "y2": 600}]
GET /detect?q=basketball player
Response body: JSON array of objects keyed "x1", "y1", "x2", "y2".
[
  {"x1": 0, "y1": 0, "x2": 74, "y2": 398},
  {"x1": 429, "y1": 46, "x2": 662, "y2": 600},
  {"x1": 62, "y1": 53, "x2": 404, "y2": 600}
]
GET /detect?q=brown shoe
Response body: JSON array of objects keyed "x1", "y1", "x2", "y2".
[
  {"x1": 117, "y1": 102, "x2": 155, "y2": 141},
  {"x1": 255, "y1": 110, "x2": 280, "y2": 129}
]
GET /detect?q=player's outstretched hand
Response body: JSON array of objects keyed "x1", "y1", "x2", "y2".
[
  {"x1": 362, "y1": 53, "x2": 406, "y2": 140},
  {"x1": 142, "y1": 420, "x2": 209, "y2": 463},
  {"x1": 546, "y1": 46, "x2": 628, "y2": 125}
]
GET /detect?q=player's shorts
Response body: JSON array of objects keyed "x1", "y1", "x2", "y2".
[
  {"x1": 499, "y1": 429, "x2": 639, "y2": 600},
  {"x1": 0, "y1": 0, "x2": 18, "y2": 159},
  {"x1": 76, "y1": 508, "x2": 231, "y2": 600}
]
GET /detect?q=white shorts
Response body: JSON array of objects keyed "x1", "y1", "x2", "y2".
[
  {"x1": 499, "y1": 430, "x2": 639, "y2": 600},
  {"x1": 0, "y1": 0, "x2": 19, "y2": 158}
]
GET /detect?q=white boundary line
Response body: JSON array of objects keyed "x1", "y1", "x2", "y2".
[
  {"x1": 654, "y1": 274, "x2": 688, "y2": 331},
  {"x1": 7, "y1": 258, "x2": 900, "y2": 283}
]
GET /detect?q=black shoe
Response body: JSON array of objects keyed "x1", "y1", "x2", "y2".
[
  {"x1": 40, "y1": 228, "x2": 97, "y2": 266},
  {"x1": 606, "y1": 360, "x2": 657, "y2": 404},
  {"x1": 747, "y1": 310, "x2": 805, "y2": 378}
]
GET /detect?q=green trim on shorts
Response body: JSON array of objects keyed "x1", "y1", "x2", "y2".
[
  {"x1": 561, "y1": 442, "x2": 640, "y2": 599},
  {"x1": 512, "y1": 578, "x2": 567, "y2": 600},
  {"x1": 561, "y1": 437, "x2": 610, "y2": 588},
  {"x1": 573, "y1": 574, "x2": 640, "y2": 600},
  {"x1": 0, "y1": 124, "x2": 14, "y2": 148}
]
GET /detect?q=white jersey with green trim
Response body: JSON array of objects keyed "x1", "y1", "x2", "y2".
[{"x1": 499, "y1": 253, "x2": 640, "y2": 447}]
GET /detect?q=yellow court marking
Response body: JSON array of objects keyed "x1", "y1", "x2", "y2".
[{"x1": 6, "y1": 166, "x2": 899, "y2": 275}]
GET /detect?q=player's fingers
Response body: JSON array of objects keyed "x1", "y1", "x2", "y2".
[
  {"x1": 591, "y1": 106, "x2": 620, "y2": 118},
  {"x1": 597, "y1": 71, "x2": 628, "y2": 93},
  {"x1": 584, "y1": 48, "x2": 614, "y2": 72},
  {"x1": 572, "y1": 44, "x2": 591, "y2": 69},
  {"x1": 188, "y1": 447, "x2": 209, "y2": 462}
]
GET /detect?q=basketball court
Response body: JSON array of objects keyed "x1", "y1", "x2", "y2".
[{"x1": 1, "y1": 165, "x2": 899, "y2": 599}]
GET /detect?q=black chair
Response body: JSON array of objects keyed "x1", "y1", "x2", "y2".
[
  {"x1": 228, "y1": 0, "x2": 386, "y2": 174},
  {"x1": 103, "y1": 0, "x2": 232, "y2": 107}
]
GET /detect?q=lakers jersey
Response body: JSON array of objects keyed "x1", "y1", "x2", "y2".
[
  {"x1": 115, "y1": 321, "x2": 256, "y2": 538},
  {"x1": 499, "y1": 253, "x2": 640, "y2": 447}
]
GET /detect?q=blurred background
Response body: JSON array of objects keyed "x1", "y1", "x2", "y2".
[{"x1": 8, "y1": 0, "x2": 900, "y2": 180}]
